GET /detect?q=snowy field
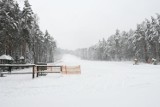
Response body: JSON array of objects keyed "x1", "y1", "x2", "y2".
[{"x1": 1, "y1": 54, "x2": 160, "y2": 107}]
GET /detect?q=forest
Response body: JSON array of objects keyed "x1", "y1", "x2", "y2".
[
  {"x1": 75, "y1": 14, "x2": 160, "y2": 63},
  {"x1": 0, "y1": 0, "x2": 56, "y2": 64},
  {"x1": 1, "y1": 0, "x2": 160, "y2": 64}
]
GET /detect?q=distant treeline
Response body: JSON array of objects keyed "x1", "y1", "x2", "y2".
[
  {"x1": 0, "y1": 0, "x2": 56, "y2": 64},
  {"x1": 75, "y1": 14, "x2": 160, "y2": 63}
]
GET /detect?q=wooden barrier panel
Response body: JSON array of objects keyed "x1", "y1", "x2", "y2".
[
  {"x1": 62, "y1": 65, "x2": 81, "y2": 74},
  {"x1": 35, "y1": 65, "x2": 62, "y2": 77},
  {"x1": 47, "y1": 66, "x2": 61, "y2": 72},
  {"x1": 35, "y1": 65, "x2": 62, "y2": 73}
]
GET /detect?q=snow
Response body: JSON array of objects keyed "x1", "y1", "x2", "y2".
[
  {"x1": 1, "y1": 54, "x2": 160, "y2": 107},
  {"x1": 0, "y1": 54, "x2": 14, "y2": 60}
]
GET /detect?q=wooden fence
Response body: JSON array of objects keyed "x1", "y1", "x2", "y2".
[
  {"x1": 62, "y1": 65, "x2": 81, "y2": 74},
  {"x1": 0, "y1": 64, "x2": 81, "y2": 79}
]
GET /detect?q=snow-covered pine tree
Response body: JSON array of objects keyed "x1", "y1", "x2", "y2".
[
  {"x1": 0, "y1": 0, "x2": 20, "y2": 56},
  {"x1": 0, "y1": 0, "x2": 56, "y2": 64},
  {"x1": 114, "y1": 29, "x2": 121, "y2": 60},
  {"x1": 133, "y1": 24, "x2": 147, "y2": 62},
  {"x1": 148, "y1": 16, "x2": 159, "y2": 62}
]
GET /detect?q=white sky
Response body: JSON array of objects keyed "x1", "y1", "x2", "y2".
[{"x1": 17, "y1": 0, "x2": 160, "y2": 50}]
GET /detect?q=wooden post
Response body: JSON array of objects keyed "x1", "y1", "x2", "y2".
[
  {"x1": 37, "y1": 66, "x2": 39, "y2": 77},
  {"x1": 37, "y1": 72, "x2": 39, "y2": 77},
  {"x1": 65, "y1": 65, "x2": 67, "y2": 74},
  {"x1": 32, "y1": 65, "x2": 35, "y2": 79},
  {"x1": 60, "y1": 66, "x2": 62, "y2": 73},
  {"x1": 51, "y1": 66, "x2": 52, "y2": 72},
  {"x1": 79, "y1": 65, "x2": 81, "y2": 74}
]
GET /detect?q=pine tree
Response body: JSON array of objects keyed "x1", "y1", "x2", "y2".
[
  {"x1": 73, "y1": 14, "x2": 160, "y2": 63},
  {"x1": 0, "y1": 0, "x2": 56, "y2": 64}
]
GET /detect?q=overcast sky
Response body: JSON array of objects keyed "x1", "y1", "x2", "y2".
[{"x1": 17, "y1": 0, "x2": 160, "y2": 50}]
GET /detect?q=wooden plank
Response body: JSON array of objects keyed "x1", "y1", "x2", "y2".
[
  {"x1": 35, "y1": 65, "x2": 62, "y2": 67},
  {"x1": 0, "y1": 64, "x2": 35, "y2": 67},
  {"x1": 2, "y1": 72, "x2": 32, "y2": 74},
  {"x1": 37, "y1": 71, "x2": 61, "y2": 73}
]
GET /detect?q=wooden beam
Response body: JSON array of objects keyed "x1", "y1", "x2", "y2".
[{"x1": 32, "y1": 65, "x2": 35, "y2": 79}]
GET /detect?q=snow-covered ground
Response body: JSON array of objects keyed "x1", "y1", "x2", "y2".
[{"x1": 1, "y1": 54, "x2": 160, "y2": 107}]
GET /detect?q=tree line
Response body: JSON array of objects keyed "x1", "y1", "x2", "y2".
[
  {"x1": 0, "y1": 0, "x2": 56, "y2": 64},
  {"x1": 75, "y1": 14, "x2": 160, "y2": 63}
]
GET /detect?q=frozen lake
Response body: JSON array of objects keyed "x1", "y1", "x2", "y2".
[{"x1": 1, "y1": 54, "x2": 160, "y2": 107}]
